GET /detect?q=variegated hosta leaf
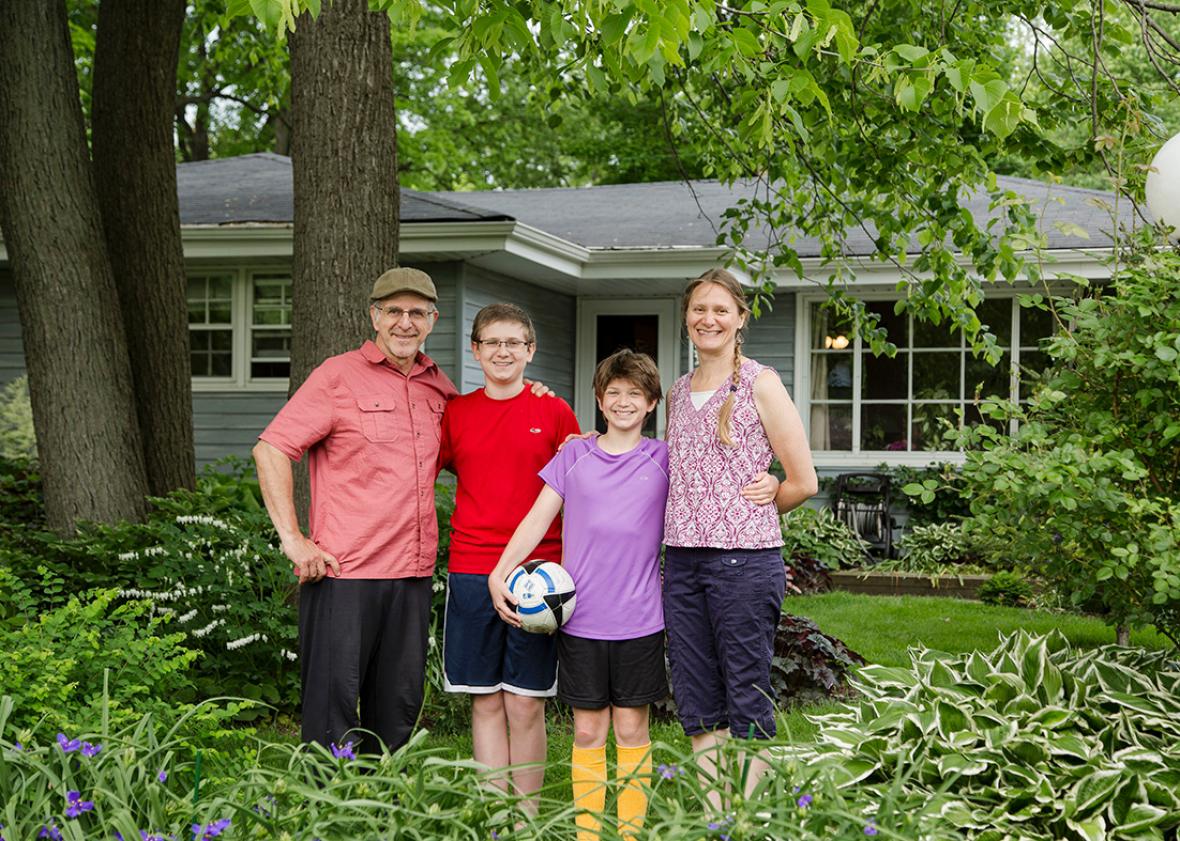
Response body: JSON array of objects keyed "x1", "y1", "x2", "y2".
[{"x1": 797, "y1": 631, "x2": 1180, "y2": 840}]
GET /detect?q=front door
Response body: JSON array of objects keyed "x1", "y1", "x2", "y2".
[{"x1": 575, "y1": 298, "x2": 679, "y2": 437}]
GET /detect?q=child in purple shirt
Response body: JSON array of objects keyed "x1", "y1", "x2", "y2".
[{"x1": 489, "y1": 349, "x2": 668, "y2": 841}]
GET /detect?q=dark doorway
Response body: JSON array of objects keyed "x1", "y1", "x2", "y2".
[{"x1": 594, "y1": 314, "x2": 659, "y2": 435}]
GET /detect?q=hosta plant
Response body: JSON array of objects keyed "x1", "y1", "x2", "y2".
[
  {"x1": 781, "y1": 506, "x2": 870, "y2": 570},
  {"x1": 794, "y1": 631, "x2": 1180, "y2": 840}
]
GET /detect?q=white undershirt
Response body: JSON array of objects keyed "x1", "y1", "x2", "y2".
[{"x1": 690, "y1": 390, "x2": 712, "y2": 410}]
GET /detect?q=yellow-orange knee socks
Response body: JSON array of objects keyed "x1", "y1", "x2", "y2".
[
  {"x1": 616, "y1": 742, "x2": 652, "y2": 839},
  {"x1": 572, "y1": 744, "x2": 607, "y2": 841}
]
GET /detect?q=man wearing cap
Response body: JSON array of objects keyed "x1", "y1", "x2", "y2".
[{"x1": 253, "y1": 267, "x2": 456, "y2": 752}]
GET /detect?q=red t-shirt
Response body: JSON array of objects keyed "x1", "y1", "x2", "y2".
[{"x1": 439, "y1": 388, "x2": 580, "y2": 575}]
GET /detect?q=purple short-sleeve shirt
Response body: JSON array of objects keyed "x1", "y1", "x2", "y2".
[{"x1": 539, "y1": 436, "x2": 669, "y2": 640}]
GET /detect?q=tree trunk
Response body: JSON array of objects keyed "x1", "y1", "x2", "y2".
[
  {"x1": 0, "y1": 0, "x2": 149, "y2": 532},
  {"x1": 92, "y1": 0, "x2": 195, "y2": 496},
  {"x1": 288, "y1": 0, "x2": 399, "y2": 392}
]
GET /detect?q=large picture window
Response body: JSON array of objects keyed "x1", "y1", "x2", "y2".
[
  {"x1": 804, "y1": 296, "x2": 1053, "y2": 455},
  {"x1": 187, "y1": 270, "x2": 292, "y2": 387}
]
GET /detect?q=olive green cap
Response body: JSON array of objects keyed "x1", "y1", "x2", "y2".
[{"x1": 370, "y1": 267, "x2": 437, "y2": 302}]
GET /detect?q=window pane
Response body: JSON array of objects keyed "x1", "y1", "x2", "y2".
[
  {"x1": 911, "y1": 403, "x2": 960, "y2": 451},
  {"x1": 208, "y1": 304, "x2": 232, "y2": 324},
  {"x1": 811, "y1": 353, "x2": 853, "y2": 400},
  {"x1": 963, "y1": 404, "x2": 1007, "y2": 439},
  {"x1": 913, "y1": 352, "x2": 960, "y2": 398},
  {"x1": 860, "y1": 404, "x2": 907, "y2": 451},
  {"x1": 913, "y1": 316, "x2": 958, "y2": 349},
  {"x1": 211, "y1": 329, "x2": 232, "y2": 351},
  {"x1": 862, "y1": 350, "x2": 907, "y2": 400},
  {"x1": 187, "y1": 301, "x2": 206, "y2": 325},
  {"x1": 253, "y1": 279, "x2": 286, "y2": 305},
  {"x1": 976, "y1": 298, "x2": 1012, "y2": 347},
  {"x1": 210, "y1": 276, "x2": 233, "y2": 301},
  {"x1": 867, "y1": 300, "x2": 908, "y2": 347},
  {"x1": 211, "y1": 352, "x2": 232, "y2": 377},
  {"x1": 1020, "y1": 303, "x2": 1055, "y2": 347},
  {"x1": 186, "y1": 277, "x2": 205, "y2": 302},
  {"x1": 809, "y1": 403, "x2": 852, "y2": 450},
  {"x1": 965, "y1": 352, "x2": 1010, "y2": 400},
  {"x1": 251, "y1": 360, "x2": 291, "y2": 379},
  {"x1": 1018, "y1": 351, "x2": 1051, "y2": 400},
  {"x1": 253, "y1": 306, "x2": 286, "y2": 326},
  {"x1": 190, "y1": 331, "x2": 211, "y2": 352},
  {"x1": 190, "y1": 352, "x2": 209, "y2": 377},
  {"x1": 252, "y1": 332, "x2": 290, "y2": 358},
  {"x1": 810, "y1": 305, "x2": 854, "y2": 351}
]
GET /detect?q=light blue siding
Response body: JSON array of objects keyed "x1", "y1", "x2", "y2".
[
  {"x1": 459, "y1": 265, "x2": 576, "y2": 402},
  {"x1": 745, "y1": 292, "x2": 795, "y2": 393},
  {"x1": 193, "y1": 391, "x2": 285, "y2": 467}
]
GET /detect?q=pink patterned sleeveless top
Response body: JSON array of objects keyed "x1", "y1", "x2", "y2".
[{"x1": 663, "y1": 358, "x2": 784, "y2": 549}]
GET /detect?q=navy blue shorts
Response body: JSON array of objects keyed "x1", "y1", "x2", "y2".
[
  {"x1": 443, "y1": 572, "x2": 558, "y2": 697},
  {"x1": 663, "y1": 546, "x2": 785, "y2": 739}
]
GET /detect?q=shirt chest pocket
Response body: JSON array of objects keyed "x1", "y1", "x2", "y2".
[
  {"x1": 356, "y1": 394, "x2": 399, "y2": 443},
  {"x1": 427, "y1": 398, "x2": 446, "y2": 442}
]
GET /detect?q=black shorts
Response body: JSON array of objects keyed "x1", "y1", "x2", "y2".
[{"x1": 557, "y1": 630, "x2": 668, "y2": 710}]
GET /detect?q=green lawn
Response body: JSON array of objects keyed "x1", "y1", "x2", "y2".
[{"x1": 426, "y1": 592, "x2": 1172, "y2": 800}]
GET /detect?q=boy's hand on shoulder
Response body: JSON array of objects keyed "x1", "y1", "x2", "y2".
[
  {"x1": 740, "y1": 471, "x2": 780, "y2": 506},
  {"x1": 489, "y1": 572, "x2": 523, "y2": 628},
  {"x1": 524, "y1": 378, "x2": 554, "y2": 398},
  {"x1": 557, "y1": 430, "x2": 597, "y2": 452}
]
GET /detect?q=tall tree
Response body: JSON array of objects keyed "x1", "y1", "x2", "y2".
[
  {"x1": 0, "y1": 1, "x2": 149, "y2": 531},
  {"x1": 92, "y1": 0, "x2": 195, "y2": 496},
  {"x1": 287, "y1": 0, "x2": 399, "y2": 390}
]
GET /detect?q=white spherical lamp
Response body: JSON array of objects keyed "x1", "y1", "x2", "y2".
[{"x1": 1146, "y1": 132, "x2": 1180, "y2": 240}]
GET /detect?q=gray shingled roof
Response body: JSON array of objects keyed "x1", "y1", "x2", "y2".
[
  {"x1": 177, "y1": 152, "x2": 1125, "y2": 255},
  {"x1": 177, "y1": 152, "x2": 510, "y2": 225}
]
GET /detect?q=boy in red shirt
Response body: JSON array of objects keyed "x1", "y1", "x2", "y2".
[{"x1": 438, "y1": 303, "x2": 580, "y2": 814}]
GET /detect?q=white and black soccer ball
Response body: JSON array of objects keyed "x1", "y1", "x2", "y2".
[{"x1": 507, "y1": 559, "x2": 576, "y2": 635}]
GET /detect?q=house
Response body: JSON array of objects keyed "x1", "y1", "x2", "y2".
[{"x1": 0, "y1": 152, "x2": 1125, "y2": 484}]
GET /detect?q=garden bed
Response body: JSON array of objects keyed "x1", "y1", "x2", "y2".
[{"x1": 830, "y1": 569, "x2": 991, "y2": 599}]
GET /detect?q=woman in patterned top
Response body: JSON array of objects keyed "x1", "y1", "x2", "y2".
[{"x1": 663, "y1": 268, "x2": 818, "y2": 798}]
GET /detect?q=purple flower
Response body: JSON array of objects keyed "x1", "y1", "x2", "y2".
[
  {"x1": 81, "y1": 741, "x2": 103, "y2": 757},
  {"x1": 1, "y1": 821, "x2": 6, "y2": 841},
  {"x1": 657, "y1": 763, "x2": 681, "y2": 779},
  {"x1": 65, "y1": 789, "x2": 95, "y2": 818},
  {"x1": 57, "y1": 733, "x2": 81, "y2": 753},
  {"x1": 114, "y1": 833, "x2": 123, "y2": 841},
  {"x1": 864, "y1": 820, "x2": 879, "y2": 836},
  {"x1": 191, "y1": 818, "x2": 231, "y2": 840},
  {"x1": 141, "y1": 833, "x2": 171, "y2": 841},
  {"x1": 39, "y1": 824, "x2": 63, "y2": 841},
  {"x1": 797, "y1": 793, "x2": 813, "y2": 808},
  {"x1": 12, "y1": 743, "x2": 21, "y2": 751},
  {"x1": 157, "y1": 769, "x2": 168, "y2": 783},
  {"x1": 331, "y1": 741, "x2": 355, "y2": 760}
]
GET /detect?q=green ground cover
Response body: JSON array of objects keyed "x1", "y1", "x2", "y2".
[{"x1": 432, "y1": 592, "x2": 1172, "y2": 802}]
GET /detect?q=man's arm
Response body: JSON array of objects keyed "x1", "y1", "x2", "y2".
[{"x1": 253, "y1": 440, "x2": 340, "y2": 584}]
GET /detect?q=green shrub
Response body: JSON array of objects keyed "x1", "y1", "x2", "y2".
[
  {"x1": 781, "y1": 506, "x2": 869, "y2": 569},
  {"x1": 873, "y1": 522, "x2": 988, "y2": 577},
  {"x1": 956, "y1": 244, "x2": 1180, "y2": 645},
  {"x1": 0, "y1": 376, "x2": 35, "y2": 462},
  {"x1": 0, "y1": 573, "x2": 205, "y2": 735},
  {"x1": 885, "y1": 462, "x2": 969, "y2": 526},
  {"x1": 978, "y1": 570, "x2": 1035, "y2": 607},
  {"x1": 798, "y1": 631, "x2": 1180, "y2": 840}
]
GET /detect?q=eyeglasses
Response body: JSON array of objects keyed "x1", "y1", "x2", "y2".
[
  {"x1": 477, "y1": 338, "x2": 532, "y2": 352},
  {"x1": 373, "y1": 304, "x2": 435, "y2": 323}
]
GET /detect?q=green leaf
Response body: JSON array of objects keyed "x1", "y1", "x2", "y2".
[
  {"x1": 892, "y1": 43, "x2": 930, "y2": 63},
  {"x1": 1155, "y1": 346, "x2": 1178, "y2": 362},
  {"x1": 983, "y1": 92, "x2": 1024, "y2": 139},
  {"x1": 1073, "y1": 770, "x2": 1124, "y2": 816}
]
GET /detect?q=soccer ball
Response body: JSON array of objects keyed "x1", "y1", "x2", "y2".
[{"x1": 507, "y1": 559, "x2": 576, "y2": 635}]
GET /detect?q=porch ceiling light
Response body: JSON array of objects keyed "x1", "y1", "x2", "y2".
[
  {"x1": 824, "y1": 334, "x2": 850, "y2": 350},
  {"x1": 1146, "y1": 132, "x2": 1180, "y2": 241}
]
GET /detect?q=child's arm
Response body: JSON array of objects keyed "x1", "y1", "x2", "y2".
[{"x1": 488, "y1": 486, "x2": 564, "y2": 627}]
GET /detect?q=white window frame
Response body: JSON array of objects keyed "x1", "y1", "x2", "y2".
[
  {"x1": 189, "y1": 266, "x2": 292, "y2": 393},
  {"x1": 574, "y1": 297, "x2": 680, "y2": 437},
  {"x1": 794, "y1": 289, "x2": 1051, "y2": 468}
]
